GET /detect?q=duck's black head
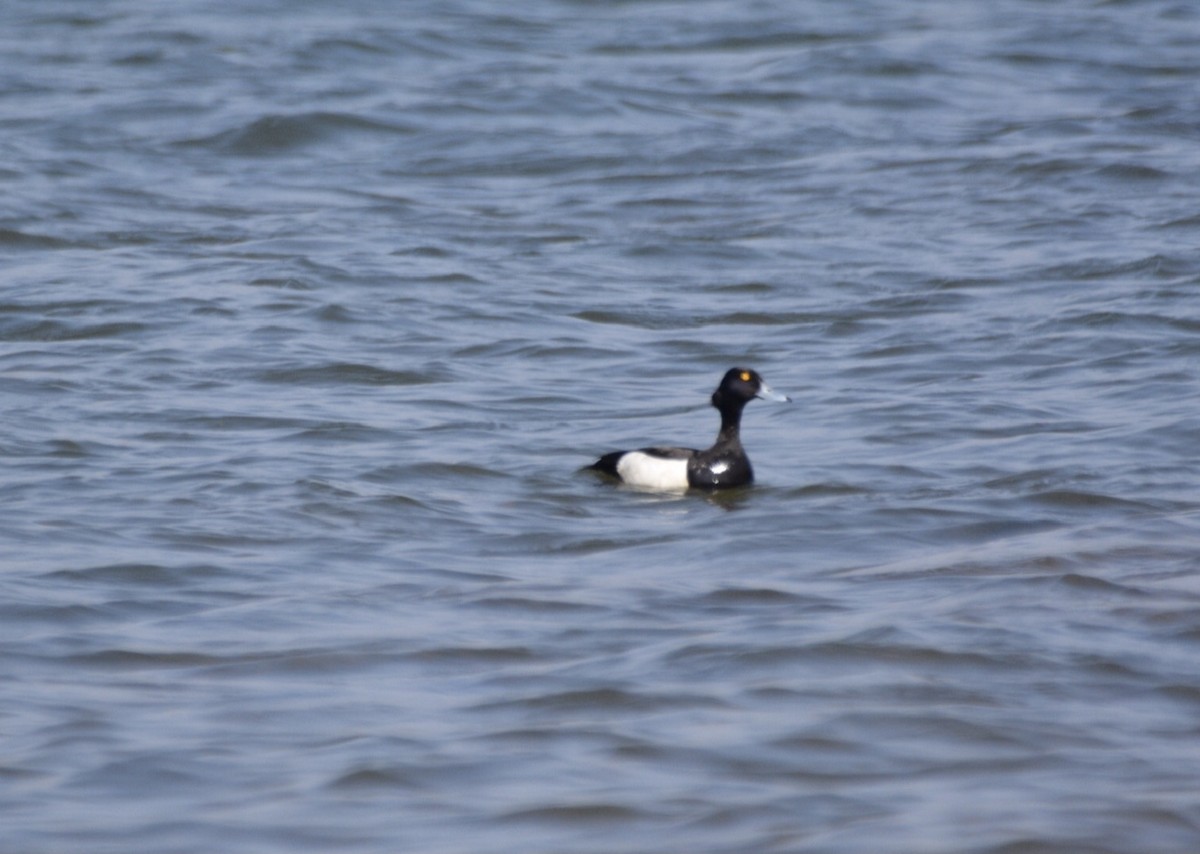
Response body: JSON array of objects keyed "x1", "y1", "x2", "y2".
[{"x1": 711, "y1": 368, "x2": 789, "y2": 412}]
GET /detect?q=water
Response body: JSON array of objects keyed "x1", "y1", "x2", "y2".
[{"x1": 4, "y1": 1, "x2": 1200, "y2": 851}]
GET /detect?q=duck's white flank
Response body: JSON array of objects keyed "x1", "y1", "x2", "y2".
[{"x1": 615, "y1": 451, "x2": 690, "y2": 491}]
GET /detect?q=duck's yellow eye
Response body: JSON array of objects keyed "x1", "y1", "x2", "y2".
[{"x1": 740, "y1": 371, "x2": 752, "y2": 382}]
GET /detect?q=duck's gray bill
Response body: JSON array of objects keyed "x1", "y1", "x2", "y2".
[{"x1": 755, "y1": 381, "x2": 790, "y2": 402}]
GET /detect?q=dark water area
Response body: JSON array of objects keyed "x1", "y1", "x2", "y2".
[{"x1": 4, "y1": 1, "x2": 1200, "y2": 852}]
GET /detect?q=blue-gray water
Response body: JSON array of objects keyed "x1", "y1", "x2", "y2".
[{"x1": 4, "y1": 2, "x2": 1200, "y2": 852}]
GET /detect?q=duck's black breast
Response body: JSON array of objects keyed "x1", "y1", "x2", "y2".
[{"x1": 686, "y1": 446, "x2": 753, "y2": 489}]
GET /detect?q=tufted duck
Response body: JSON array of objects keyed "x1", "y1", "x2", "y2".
[{"x1": 588, "y1": 367, "x2": 788, "y2": 491}]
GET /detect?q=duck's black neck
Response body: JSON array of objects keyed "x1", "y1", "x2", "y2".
[{"x1": 713, "y1": 393, "x2": 747, "y2": 445}]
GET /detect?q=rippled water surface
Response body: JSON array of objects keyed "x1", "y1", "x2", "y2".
[{"x1": 5, "y1": 1, "x2": 1200, "y2": 852}]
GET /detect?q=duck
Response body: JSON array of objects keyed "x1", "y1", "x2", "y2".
[{"x1": 588, "y1": 367, "x2": 789, "y2": 491}]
